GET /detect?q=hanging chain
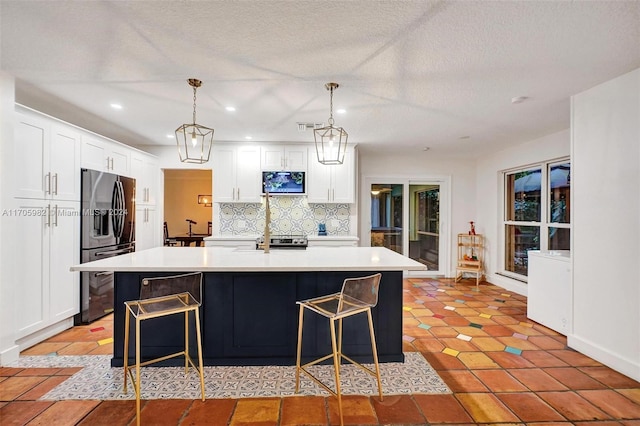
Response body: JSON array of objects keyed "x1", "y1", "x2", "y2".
[
  {"x1": 328, "y1": 85, "x2": 334, "y2": 126},
  {"x1": 192, "y1": 85, "x2": 197, "y2": 124}
]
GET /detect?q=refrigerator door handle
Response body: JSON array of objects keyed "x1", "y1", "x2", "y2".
[
  {"x1": 95, "y1": 247, "x2": 133, "y2": 256},
  {"x1": 117, "y1": 181, "x2": 126, "y2": 238}
]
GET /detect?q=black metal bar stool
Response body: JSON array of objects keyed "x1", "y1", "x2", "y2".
[
  {"x1": 123, "y1": 272, "x2": 205, "y2": 426},
  {"x1": 295, "y1": 273, "x2": 383, "y2": 426}
]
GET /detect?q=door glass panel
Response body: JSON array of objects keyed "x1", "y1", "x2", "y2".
[
  {"x1": 505, "y1": 225, "x2": 540, "y2": 276},
  {"x1": 370, "y1": 184, "x2": 403, "y2": 254},
  {"x1": 410, "y1": 184, "x2": 439, "y2": 270}
]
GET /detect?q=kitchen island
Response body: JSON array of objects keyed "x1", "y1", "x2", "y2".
[{"x1": 71, "y1": 246, "x2": 426, "y2": 367}]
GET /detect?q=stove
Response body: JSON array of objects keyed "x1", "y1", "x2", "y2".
[{"x1": 256, "y1": 234, "x2": 308, "y2": 249}]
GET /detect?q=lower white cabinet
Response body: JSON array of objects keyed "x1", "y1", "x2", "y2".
[
  {"x1": 527, "y1": 250, "x2": 572, "y2": 334},
  {"x1": 136, "y1": 206, "x2": 158, "y2": 251},
  {"x1": 14, "y1": 199, "x2": 79, "y2": 340}
]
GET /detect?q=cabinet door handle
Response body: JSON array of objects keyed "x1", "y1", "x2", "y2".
[
  {"x1": 53, "y1": 204, "x2": 58, "y2": 227},
  {"x1": 45, "y1": 172, "x2": 51, "y2": 195},
  {"x1": 106, "y1": 157, "x2": 110, "y2": 170},
  {"x1": 110, "y1": 157, "x2": 114, "y2": 170},
  {"x1": 146, "y1": 188, "x2": 149, "y2": 202},
  {"x1": 52, "y1": 173, "x2": 58, "y2": 195},
  {"x1": 45, "y1": 205, "x2": 50, "y2": 227},
  {"x1": 237, "y1": 188, "x2": 240, "y2": 200},
  {"x1": 332, "y1": 189, "x2": 335, "y2": 201}
]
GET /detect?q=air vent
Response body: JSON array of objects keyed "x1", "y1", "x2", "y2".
[{"x1": 296, "y1": 122, "x2": 324, "y2": 132}]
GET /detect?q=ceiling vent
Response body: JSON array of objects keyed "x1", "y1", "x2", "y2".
[{"x1": 297, "y1": 122, "x2": 323, "y2": 132}]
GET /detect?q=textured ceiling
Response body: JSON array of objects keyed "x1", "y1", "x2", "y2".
[{"x1": 1, "y1": 1, "x2": 639, "y2": 158}]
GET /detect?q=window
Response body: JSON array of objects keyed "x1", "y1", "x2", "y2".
[{"x1": 503, "y1": 160, "x2": 570, "y2": 278}]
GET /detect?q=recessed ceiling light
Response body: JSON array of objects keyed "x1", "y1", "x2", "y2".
[
  {"x1": 166, "y1": 134, "x2": 174, "y2": 138},
  {"x1": 336, "y1": 109, "x2": 346, "y2": 114},
  {"x1": 225, "y1": 106, "x2": 236, "y2": 112},
  {"x1": 245, "y1": 136, "x2": 252, "y2": 140},
  {"x1": 511, "y1": 96, "x2": 529, "y2": 104},
  {"x1": 423, "y1": 147, "x2": 430, "y2": 151},
  {"x1": 110, "y1": 103, "x2": 123, "y2": 110}
]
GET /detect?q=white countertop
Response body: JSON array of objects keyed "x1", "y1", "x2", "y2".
[{"x1": 70, "y1": 246, "x2": 425, "y2": 272}]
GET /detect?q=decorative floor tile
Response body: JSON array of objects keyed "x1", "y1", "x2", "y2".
[
  {"x1": 479, "y1": 313, "x2": 492, "y2": 319},
  {"x1": 442, "y1": 348, "x2": 460, "y2": 357},
  {"x1": 8, "y1": 353, "x2": 450, "y2": 400},
  {"x1": 418, "y1": 323, "x2": 431, "y2": 330},
  {"x1": 444, "y1": 306, "x2": 456, "y2": 311},
  {"x1": 457, "y1": 334, "x2": 472, "y2": 342},
  {"x1": 505, "y1": 346, "x2": 523, "y2": 355}
]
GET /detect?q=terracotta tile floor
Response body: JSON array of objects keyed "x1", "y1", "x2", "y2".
[{"x1": 2, "y1": 277, "x2": 640, "y2": 425}]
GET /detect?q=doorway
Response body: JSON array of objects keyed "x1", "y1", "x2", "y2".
[
  {"x1": 164, "y1": 169, "x2": 213, "y2": 239},
  {"x1": 365, "y1": 177, "x2": 450, "y2": 276}
]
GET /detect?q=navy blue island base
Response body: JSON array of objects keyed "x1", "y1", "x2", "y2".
[{"x1": 111, "y1": 270, "x2": 404, "y2": 367}]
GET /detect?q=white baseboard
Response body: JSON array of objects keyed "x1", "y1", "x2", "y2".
[
  {"x1": 16, "y1": 318, "x2": 74, "y2": 352},
  {"x1": 486, "y1": 273, "x2": 527, "y2": 297},
  {"x1": 0, "y1": 344, "x2": 20, "y2": 365},
  {"x1": 568, "y1": 334, "x2": 640, "y2": 382}
]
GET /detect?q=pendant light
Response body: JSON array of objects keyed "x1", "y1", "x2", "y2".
[
  {"x1": 176, "y1": 78, "x2": 213, "y2": 164},
  {"x1": 314, "y1": 82, "x2": 348, "y2": 165}
]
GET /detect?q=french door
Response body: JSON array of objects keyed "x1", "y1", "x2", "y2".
[{"x1": 364, "y1": 177, "x2": 450, "y2": 276}]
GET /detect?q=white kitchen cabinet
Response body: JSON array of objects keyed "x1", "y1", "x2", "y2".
[
  {"x1": 136, "y1": 205, "x2": 157, "y2": 251},
  {"x1": 132, "y1": 152, "x2": 160, "y2": 250},
  {"x1": 527, "y1": 250, "x2": 572, "y2": 335},
  {"x1": 131, "y1": 152, "x2": 158, "y2": 206},
  {"x1": 307, "y1": 147, "x2": 354, "y2": 203},
  {"x1": 261, "y1": 144, "x2": 307, "y2": 171},
  {"x1": 212, "y1": 144, "x2": 261, "y2": 203},
  {"x1": 14, "y1": 110, "x2": 81, "y2": 201},
  {"x1": 14, "y1": 198, "x2": 79, "y2": 340},
  {"x1": 81, "y1": 135, "x2": 130, "y2": 175}
]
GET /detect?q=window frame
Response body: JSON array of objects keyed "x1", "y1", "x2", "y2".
[{"x1": 500, "y1": 157, "x2": 571, "y2": 281}]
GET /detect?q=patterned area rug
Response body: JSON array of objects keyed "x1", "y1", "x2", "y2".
[{"x1": 9, "y1": 353, "x2": 450, "y2": 400}]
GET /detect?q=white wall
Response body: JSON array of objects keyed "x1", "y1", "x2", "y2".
[
  {"x1": 475, "y1": 130, "x2": 570, "y2": 295},
  {"x1": 358, "y1": 151, "x2": 477, "y2": 276},
  {"x1": 569, "y1": 68, "x2": 640, "y2": 381},
  {"x1": 0, "y1": 72, "x2": 19, "y2": 363}
]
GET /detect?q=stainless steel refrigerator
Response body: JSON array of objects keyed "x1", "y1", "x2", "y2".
[{"x1": 78, "y1": 168, "x2": 136, "y2": 324}]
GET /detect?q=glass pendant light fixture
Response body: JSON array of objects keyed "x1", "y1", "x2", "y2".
[
  {"x1": 314, "y1": 82, "x2": 348, "y2": 165},
  {"x1": 176, "y1": 78, "x2": 214, "y2": 164}
]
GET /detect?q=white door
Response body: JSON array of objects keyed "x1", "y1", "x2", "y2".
[{"x1": 50, "y1": 126, "x2": 81, "y2": 201}]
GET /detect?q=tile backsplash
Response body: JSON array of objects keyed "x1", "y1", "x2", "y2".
[{"x1": 218, "y1": 196, "x2": 350, "y2": 236}]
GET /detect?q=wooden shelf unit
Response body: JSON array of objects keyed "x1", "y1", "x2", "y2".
[{"x1": 455, "y1": 233, "x2": 484, "y2": 288}]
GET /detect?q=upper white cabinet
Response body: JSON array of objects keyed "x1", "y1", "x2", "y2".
[
  {"x1": 131, "y1": 152, "x2": 160, "y2": 249},
  {"x1": 261, "y1": 145, "x2": 307, "y2": 171},
  {"x1": 307, "y1": 147, "x2": 355, "y2": 203},
  {"x1": 131, "y1": 152, "x2": 158, "y2": 206},
  {"x1": 212, "y1": 144, "x2": 261, "y2": 203},
  {"x1": 81, "y1": 136, "x2": 130, "y2": 176},
  {"x1": 14, "y1": 110, "x2": 81, "y2": 201}
]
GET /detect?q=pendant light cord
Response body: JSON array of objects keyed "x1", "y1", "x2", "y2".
[
  {"x1": 192, "y1": 86, "x2": 197, "y2": 125},
  {"x1": 328, "y1": 86, "x2": 334, "y2": 126}
]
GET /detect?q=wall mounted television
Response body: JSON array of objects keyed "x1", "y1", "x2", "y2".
[{"x1": 262, "y1": 171, "x2": 305, "y2": 194}]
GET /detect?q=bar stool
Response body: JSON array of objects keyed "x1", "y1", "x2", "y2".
[
  {"x1": 295, "y1": 273, "x2": 383, "y2": 426},
  {"x1": 123, "y1": 272, "x2": 205, "y2": 426}
]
